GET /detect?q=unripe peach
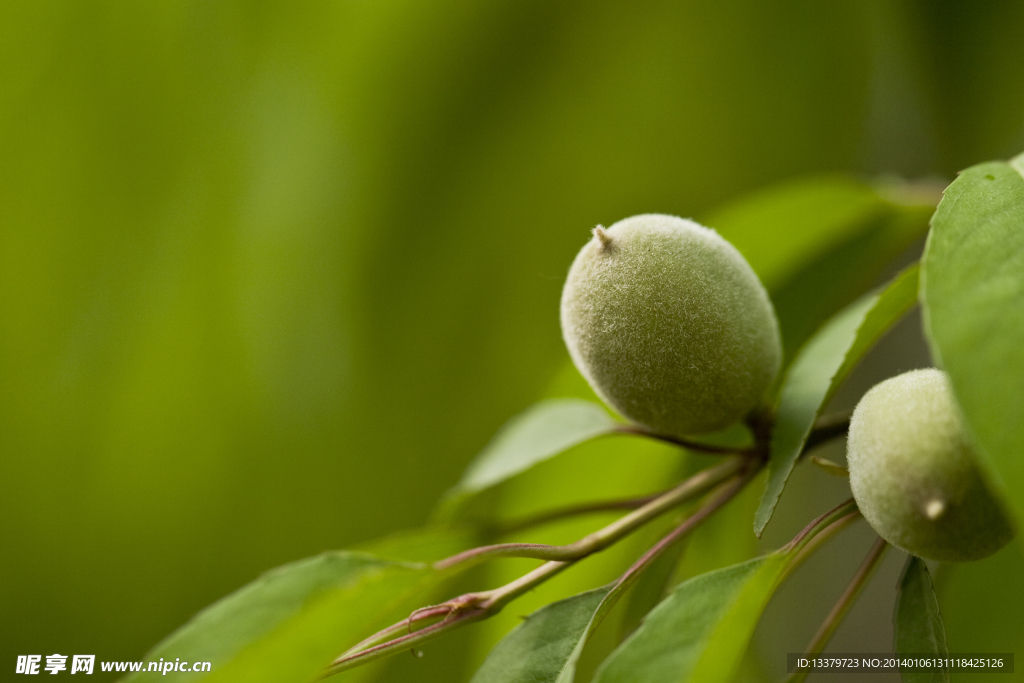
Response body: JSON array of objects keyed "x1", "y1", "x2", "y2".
[
  {"x1": 560, "y1": 214, "x2": 781, "y2": 436},
  {"x1": 847, "y1": 368, "x2": 1015, "y2": 562}
]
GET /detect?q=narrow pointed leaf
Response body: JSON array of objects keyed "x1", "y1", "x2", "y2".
[
  {"x1": 471, "y1": 528, "x2": 688, "y2": 683},
  {"x1": 593, "y1": 554, "x2": 789, "y2": 683},
  {"x1": 894, "y1": 557, "x2": 949, "y2": 683},
  {"x1": 470, "y1": 586, "x2": 612, "y2": 683},
  {"x1": 755, "y1": 264, "x2": 919, "y2": 536},
  {"x1": 436, "y1": 399, "x2": 618, "y2": 519},
  {"x1": 591, "y1": 498, "x2": 858, "y2": 683},
  {"x1": 617, "y1": 537, "x2": 688, "y2": 641},
  {"x1": 472, "y1": 526, "x2": 692, "y2": 683},
  {"x1": 921, "y1": 153, "x2": 1024, "y2": 524}
]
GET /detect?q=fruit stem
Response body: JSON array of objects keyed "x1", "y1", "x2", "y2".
[
  {"x1": 487, "y1": 494, "x2": 661, "y2": 536},
  {"x1": 787, "y1": 509, "x2": 862, "y2": 578},
  {"x1": 784, "y1": 498, "x2": 859, "y2": 555},
  {"x1": 608, "y1": 468, "x2": 757, "y2": 598},
  {"x1": 552, "y1": 472, "x2": 758, "y2": 644},
  {"x1": 323, "y1": 466, "x2": 757, "y2": 679},
  {"x1": 326, "y1": 472, "x2": 864, "y2": 680},
  {"x1": 433, "y1": 456, "x2": 745, "y2": 569},
  {"x1": 803, "y1": 410, "x2": 853, "y2": 455},
  {"x1": 613, "y1": 424, "x2": 757, "y2": 456},
  {"x1": 786, "y1": 536, "x2": 890, "y2": 683}
]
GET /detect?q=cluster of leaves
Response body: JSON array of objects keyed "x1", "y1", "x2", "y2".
[{"x1": 128, "y1": 152, "x2": 1024, "y2": 683}]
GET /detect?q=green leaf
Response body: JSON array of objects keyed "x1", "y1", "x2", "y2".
[
  {"x1": 894, "y1": 557, "x2": 949, "y2": 683},
  {"x1": 705, "y1": 177, "x2": 934, "y2": 360},
  {"x1": 125, "y1": 552, "x2": 448, "y2": 683},
  {"x1": 934, "y1": 541, "x2": 1024, "y2": 682},
  {"x1": 921, "y1": 154, "x2": 1024, "y2": 525},
  {"x1": 754, "y1": 264, "x2": 919, "y2": 536},
  {"x1": 616, "y1": 534, "x2": 688, "y2": 641},
  {"x1": 470, "y1": 586, "x2": 612, "y2": 683},
  {"x1": 706, "y1": 177, "x2": 890, "y2": 290},
  {"x1": 471, "y1": 517, "x2": 695, "y2": 683},
  {"x1": 436, "y1": 399, "x2": 618, "y2": 519},
  {"x1": 471, "y1": 529, "x2": 689, "y2": 683},
  {"x1": 592, "y1": 554, "x2": 790, "y2": 683},
  {"x1": 769, "y1": 203, "x2": 930, "y2": 365},
  {"x1": 135, "y1": 555, "x2": 428, "y2": 683},
  {"x1": 591, "y1": 498, "x2": 859, "y2": 683},
  {"x1": 672, "y1": 466, "x2": 764, "y2": 584}
]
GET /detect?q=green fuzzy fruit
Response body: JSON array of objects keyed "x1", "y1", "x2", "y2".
[
  {"x1": 847, "y1": 368, "x2": 1015, "y2": 562},
  {"x1": 560, "y1": 213, "x2": 782, "y2": 436}
]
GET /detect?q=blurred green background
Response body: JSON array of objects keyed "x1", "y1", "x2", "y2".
[{"x1": 2, "y1": 0, "x2": 1023, "y2": 680}]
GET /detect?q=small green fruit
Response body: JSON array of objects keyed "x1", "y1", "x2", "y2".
[
  {"x1": 847, "y1": 368, "x2": 1015, "y2": 562},
  {"x1": 560, "y1": 213, "x2": 781, "y2": 436}
]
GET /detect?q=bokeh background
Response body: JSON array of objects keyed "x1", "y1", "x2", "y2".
[{"x1": 3, "y1": 1, "x2": 1024, "y2": 681}]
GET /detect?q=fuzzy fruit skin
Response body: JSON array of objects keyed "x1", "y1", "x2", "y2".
[
  {"x1": 847, "y1": 368, "x2": 1015, "y2": 562},
  {"x1": 560, "y1": 214, "x2": 781, "y2": 436}
]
